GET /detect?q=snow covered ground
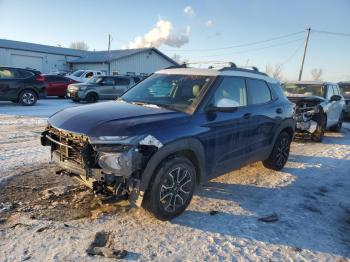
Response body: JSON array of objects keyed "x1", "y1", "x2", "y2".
[
  {"x1": 0, "y1": 106, "x2": 349, "y2": 261},
  {"x1": 0, "y1": 98, "x2": 90, "y2": 117}
]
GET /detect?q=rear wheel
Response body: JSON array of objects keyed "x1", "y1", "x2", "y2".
[
  {"x1": 86, "y1": 92, "x2": 98, "y2": 103},
  {"x1": 19, "y1": 90, "x2": 37, "y2": 106},
  {"x1": 330, "y1": 112, "x2": 343, "y2": 132},
  {"x1": 143, "y1": 157, "x2": 196, "y2": 220},
  {"x1": 263, "y1": 131, "x2": 291, "y2": 171}
]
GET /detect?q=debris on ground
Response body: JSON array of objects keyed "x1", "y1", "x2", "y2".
[
  {"x1": 258, "y1": 213, "x2": 279, "y2": 223},
  {"x1": 209, "y1": 210, "x2": 220, "y2": 215},
  {"x1": 87, "y1": 231, "x2": 128, "y2": 259},
  {"x1": 0, "y1": 202, "x2": 13, "y2": 214}
]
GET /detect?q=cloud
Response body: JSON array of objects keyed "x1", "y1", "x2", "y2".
[
  {"x1": 205, "y1": 20, "x2": 213, "y2": 27},
  {"x1": 123, "y1": 19, "x2": 191, "y2": 49},
  {"x1": 184, "y1": 5, "x2": 195, "y2": 16}
]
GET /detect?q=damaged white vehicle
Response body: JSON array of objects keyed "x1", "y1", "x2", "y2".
[{"x1": 282, "y1": 81, "x2": 345, "y2": 141}]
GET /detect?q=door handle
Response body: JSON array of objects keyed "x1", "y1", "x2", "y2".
[
  {"x1": 243, "y1": 113, "x2": 251, "y2": 119},
  {"x1": 276, "y1": 108, "x2": 283, "y2": 114}
]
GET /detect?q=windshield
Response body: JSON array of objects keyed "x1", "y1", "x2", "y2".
[
  {"x1": 339, "y1": 84, "x2": 350, "y2": 96},
  {"x1": 282, "y1": 83, "x2": 326, "y2": 97},
  {"x1": 87, "y1": 76, "x2": 104, "y2": 84},
  {"x1": 121, "y1": 73, "x2": 214, "y2": 112},
  {"x1": 71, "y1": 70, "x2": 85, "y2": 77}
]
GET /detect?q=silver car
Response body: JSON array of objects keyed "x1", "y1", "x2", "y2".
[{"x1": 67, "y1": 75, "x2": 136, "y2": 103}]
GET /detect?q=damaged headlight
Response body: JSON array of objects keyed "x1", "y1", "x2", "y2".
[{"x1": 98, "y1": 153, "x2": 130, "y2": 172}]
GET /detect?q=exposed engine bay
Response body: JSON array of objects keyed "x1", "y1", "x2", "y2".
[
  {"x1": 41, "y1": 126, "x2": 162, "y2": 206},
  {"x1": 288, "y1": 96, "x2": 324, "y2": 136}
]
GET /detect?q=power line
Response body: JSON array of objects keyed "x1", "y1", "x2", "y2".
[
  {"x1": 313, "y1": 29, "x2": 350, "y2": 37},
  {"x1": 187, "y1": 37, "x2": 304, "y2": 60},
  {"x1": 161, "y1": 31, "x2": 304, "y2": 52}
]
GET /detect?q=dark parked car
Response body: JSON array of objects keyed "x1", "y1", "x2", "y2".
[
  {"x1": 338, "y1": 81, "x2": 350, "y2": 118},
  {"x1": 41, "y1": 65, "x2": 295, "y2": 220},
  {"x1": 0, "y1": 67, "x2": 46, "y2": 105},
  {"x1": 66, "y1": 75, "x2": 136, "y2": 103},
  {"x1": 282, "y1": 81, "x2": 345, "y2": 142},
  {"x1": 44, "y1": 74, "x2": 79, "y2": 97}
]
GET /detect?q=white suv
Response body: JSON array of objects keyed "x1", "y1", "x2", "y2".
[{"x1": 68, "y1": 70, "x2": 105, "y2": 83}]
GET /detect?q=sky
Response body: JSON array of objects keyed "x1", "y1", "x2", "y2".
[{"x1": 0, "y1": 0, "x2": 349, "y2": 81}]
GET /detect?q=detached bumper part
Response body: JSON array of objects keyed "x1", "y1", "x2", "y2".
[{"x1": 296, "y1": 120, "x2": 318, "y2": 134}]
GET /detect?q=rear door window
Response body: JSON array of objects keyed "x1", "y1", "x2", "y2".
[
  {"x1": 115, "y1": 77, "x2": 130, "y2": 85},
  {"x1": 18, "y1": 69, "x2": 33, "y2": 79},
  {"x1": 246, "y1": 78, "x2": 272, "y2": 105}
]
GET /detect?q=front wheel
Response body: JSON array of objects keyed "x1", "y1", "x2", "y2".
[
  {"x1": 19, "y1": 90, "x2": 37, "y2": 106},
  {"x1": 85, "y1": 92, "x2": 98, "y2": 103},
  {"x1": 143, "y1": 157, "x2": 196, "y2": 221},
  {"x1": 311, "y1": 114, "x2": 326, "y2": 142},
  {"x1": 263, "y1": 131, "x2": 291, "y2": 171}
]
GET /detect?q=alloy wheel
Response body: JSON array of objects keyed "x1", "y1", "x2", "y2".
[
  {"x1": 159, "y1": 166, "x2": 193, "y2": 213},
  {"x1": 275, "y1": 136, "x2": 290, "y2": 167},
  {"x1": 22, "y1": 92, "x2": 35, "y2": 105}
]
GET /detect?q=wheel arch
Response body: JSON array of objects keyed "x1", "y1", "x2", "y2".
[
  {"x1": 139, "y1": 137, "x2": 206, "y2": 193},
  {"x1": 18, "y1": 87, "x2": 39, "y2": 99}
]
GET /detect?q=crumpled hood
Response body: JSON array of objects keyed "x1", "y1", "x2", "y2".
[{"x1": 48, "y1": 101, "x2": 190, "y2": 137}]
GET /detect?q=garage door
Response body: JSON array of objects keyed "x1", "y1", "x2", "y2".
[{"x1": 11, "y1": 54, "x2": 44, "y2": 72}]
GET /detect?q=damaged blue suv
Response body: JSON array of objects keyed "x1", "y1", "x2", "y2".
[{"x1": 41, "y1": 64, "x2": 295, "y2": 220}]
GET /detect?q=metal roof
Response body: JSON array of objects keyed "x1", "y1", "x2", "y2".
[
  {"x1": 69, "y1": 48, "x2": 178, "y2": 65},
  {"x1": 0, "y1": 39, "x2": 88, "y2": 57},
  {"x1": 0, "y1": 39, "x2": 178, "y2": 65}
]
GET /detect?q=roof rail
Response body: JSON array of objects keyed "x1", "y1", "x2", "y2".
[
  {"x1": 219, "y1": 64, "x2": 268, "y2": 76},
  {"x1": 165, "y1": 62, "x2": 187, "y2": 69}
]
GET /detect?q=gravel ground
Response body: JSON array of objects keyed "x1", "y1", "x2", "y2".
[{"x1": 0, "y1": 114, "x2": 349, "y2": 261}]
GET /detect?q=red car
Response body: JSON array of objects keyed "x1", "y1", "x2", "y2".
[{"x1": 44, "y1": 74, "x2": 79, "y2": 97}]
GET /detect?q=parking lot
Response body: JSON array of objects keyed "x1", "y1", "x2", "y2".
[{"x1": 0, "y1": 99, "x2": 349, "y2": 261}]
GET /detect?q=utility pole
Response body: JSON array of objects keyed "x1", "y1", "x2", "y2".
[
  {"x1": 298, "y1": 27, "x2": 311, "y2": 80},
  {"x1": 108, "y1": 34, "x2": 111, "y2": 75}
]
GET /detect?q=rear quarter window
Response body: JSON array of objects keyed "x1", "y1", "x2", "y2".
[{"x1": 246, "y1": 78, "x2": 272, "y2": 105}]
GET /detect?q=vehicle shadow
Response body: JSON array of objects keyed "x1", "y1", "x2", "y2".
[{"x1": 173, "y1": 154, "x2": 350, "y2": 257}]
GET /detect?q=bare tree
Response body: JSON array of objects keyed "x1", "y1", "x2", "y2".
[
  {"x1": 69, "y1": 41, "x2": 89, "y2": 51},
  {"x1": 311, "y1": 68, "x2": 323, "y2": 81},
  {"x1": 265, "y1": 64, "x2": 284, "y2": 81}
]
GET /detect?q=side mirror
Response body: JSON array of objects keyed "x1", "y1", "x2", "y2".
[
  {"x1": 330, "y1": 95, "x2": 341, "y2": 102},
  {"x1": 206, "y1": 98, "x2": 239, "y2": 113}
]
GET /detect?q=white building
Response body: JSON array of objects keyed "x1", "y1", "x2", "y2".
[{"x1": 0, "y1": 39, "x2": 178, "y2": 75}]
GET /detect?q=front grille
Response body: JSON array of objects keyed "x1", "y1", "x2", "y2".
[{"x1": 46, "y1": 126, "x2": 98, "y2": 168}]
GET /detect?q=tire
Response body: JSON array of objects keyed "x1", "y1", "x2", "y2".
[
  {"x1": 142, "y1": 156, "x2": 196, "y2": 221},
  {"x1": 86, "y1": 92, "x2": 98, "y2": 103},
  {"x1": 19, "y1": 90, "x2": 37, "y2": 106},
  {"x1": 311, "y1": 113, "x2": 326, "y2": 142},
  {"x1": 330, "y1": 112, "x2": 343, "y2": 132},
  {"x1": 263, "y1": 131, "x2": 292, "y2": 171},
  {"x1": 72, "y1": 99, "x2": 80, "y2": 103}
]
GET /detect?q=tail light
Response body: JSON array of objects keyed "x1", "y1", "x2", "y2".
[{"x1": 36, "y1": 74, "x2": 45, "y2": 81}]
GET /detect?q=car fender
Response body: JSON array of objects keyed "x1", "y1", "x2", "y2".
[
  {"x1": 139, "y1": 137, "x2": 206, "y2": 193},
  {"x1": 17, "y1": 86, "x2": 40, "y2": 98}
]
